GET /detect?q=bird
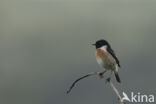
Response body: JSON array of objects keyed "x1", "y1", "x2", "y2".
[{"x1": 92, "y1": 39, "x2": 121, "y2": 83}]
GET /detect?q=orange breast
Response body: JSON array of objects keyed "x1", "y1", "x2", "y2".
[
  {"x1": 96, "y1": 49, "x2": 108, "y2": 59},
  {"x1": 96, "y1": 49, "x2": 116, "y2": 69}
]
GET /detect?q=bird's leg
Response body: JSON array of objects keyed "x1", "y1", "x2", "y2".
[
  {"x1": 99, "y1": 70, "x2": 107, "y2": 78},
  {"x1": 106, "y1": 71, "x2": 113, "y2": 82}
]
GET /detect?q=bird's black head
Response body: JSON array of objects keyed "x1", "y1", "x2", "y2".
[{"x1": 93, "y1": 39, "x2": 110, "y2": 49}]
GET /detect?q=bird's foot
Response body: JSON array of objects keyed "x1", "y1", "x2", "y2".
[
  {"x1": 99, "y1": 72, "x2": 104, "y2": 78},
  {"x1": 106, "y1": 77, "x2": 111, "y2": 83},
  {"x1": 99, "y1": 71, "x2": 106, "y2": 78}
]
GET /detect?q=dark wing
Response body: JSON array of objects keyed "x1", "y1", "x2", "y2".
[{"x1": 107, "y1": 47, "x2": 121, "y2": 67}]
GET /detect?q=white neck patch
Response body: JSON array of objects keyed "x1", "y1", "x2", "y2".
[{"x1": 100, "y1": 45, "x2": 107, "y2": 51}]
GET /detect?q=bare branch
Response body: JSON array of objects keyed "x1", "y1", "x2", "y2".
[
  {"x1": 100, "y1": 74, "x2": 125, "y2": 104},
  {"x1": 66, "y1": 72, "x2": 100, "y2": 94},
  {"x1": 67, "y1": 71, "x2": 125, "y2": 104}
]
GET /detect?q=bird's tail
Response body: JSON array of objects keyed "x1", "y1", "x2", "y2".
[{"x1": 114, "y1": 71, "x2": 121, "y2": 83}]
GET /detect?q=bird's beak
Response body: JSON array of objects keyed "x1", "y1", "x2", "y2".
[{"x1": 92, "y1": 44, "x2": 95, "y2": 46}]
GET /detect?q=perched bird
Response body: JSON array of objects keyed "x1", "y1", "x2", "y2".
[{"x1": 93, "y1": 39, "x2": 121, "y2": 83}]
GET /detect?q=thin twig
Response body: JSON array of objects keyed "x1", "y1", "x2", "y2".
[
  {"x1": 67, "y1": 71, "x2": 125, "y2": 104},
  {"x1": 67, "y1": 72, "x2": 100, "y2": 94}
]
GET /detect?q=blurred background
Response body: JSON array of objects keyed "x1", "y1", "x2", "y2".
[{"x1": 1, "y1": 0, "x2": 156, "y2": 104}]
